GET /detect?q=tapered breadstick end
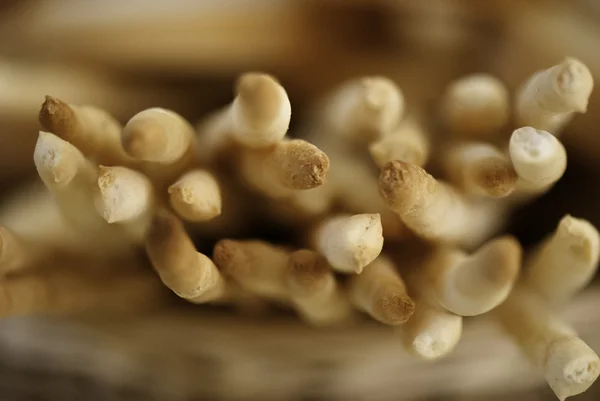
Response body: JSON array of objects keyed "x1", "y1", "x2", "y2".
[
  {"x1": 379, "y1": 161, "x2": 433, "y2": 214},
  {"x1": 168, "y1": 170, "x2": 222, "y2": 222},
  {"x1": 556, "y1": 58, "x2": 593, "y2": 113},
  {"x1": 471, "y1": 156, "x2": 518, "y2": 197},
  {"x1": 39, "y1": 95, "x2": 77, "y2": 136},
  {"x1": 279, "y1": 140, "x2": 330, "y2": 189},
  {"x1": 34, "y1": 131, "x2": 82, "y2": 185},
  {"x1": 557, "y1": 215, "x2": 600, "y2": 264},
  {"x1": 236, "y1": 73, "x2": 282, "y2": 123},
  {"x1": 96, "y1": 166, "x2": 153, "y2": 223}
]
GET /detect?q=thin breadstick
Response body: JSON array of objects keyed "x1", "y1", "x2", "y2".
[
  {"x1": 410, "y1": 236, "x2": 521, "y2": 316},
  {"x1": 509, "y1": 127, "x2": 567, "y2": 193},
  {"x1": 526, "y1": 215, "x2": 600, "y2": 303},
  {"x1": 493, "y1": 286, "x2": 600, "y2": 400},
  {"x1": 369, "y1": 117, "x2": 430, "y2": 168},
  {"x1": 0, "y1": 226, "x2": 30, "y2": 276},
  {"x1": 39, "y1": 96, "x2": 132, "y2": 165},
  {"x1": 348, "y1": 255, "x2": 415, "y2": 325},
  {"x1": 321, "y1": 76, "x2": 404, "y2": 143},
  {"x1": 313, "y1": 213, "x2": 384, "y2": 274},
  {"x1": 442, "y1": 142, "x2": 517, "y2": 197},
  {"x1": 240, "y1": 139, "x2": 329, "y2": 198},
  {"x1": 213, "y1": 239, "x2": 289, "y2": 300},
  {"x1": 397, "y1": 299, "x2": 463, "y2": 361},
  {"x1": 516, "y1": 58, "x2": 593, "y2": 134},
  {"x1": 440, "y1": 73, "x2": 509, "y2": 137},
  {"x1": 168, "y1": 169, "x2": 222, "y2": 222},
  {"x1": 379, "y1": 161, "x2": 505, "y2": 246},
  {"x1": 286, "y1": 249, "x2": 353, "y2": 326},
  {"x1": 145, "y1": 209, "x2": 227, "y2": 303}
]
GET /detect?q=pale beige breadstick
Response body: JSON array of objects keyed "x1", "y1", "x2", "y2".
[
  {"x1": 442, "y1": 141, "x2": 517, "y2": 197},
  {"x1": 509, "y1": 127, "x2": 567, "y2": 194},
  {"x1": 493, "y1": 286, "x2": 600, "y2": 400},
  {"x1": 411, "y1": 236, "x2": 521, "y2": 316},
  {"x1": 240, "y1": 139, "x2": 329, "y2": 198},
  {"x1": 440, "y1": 73, "x2": 509, "y2": 137},
  {"x1": 397, "y1": 299, "x2": 463, "y2": 361},
  {"x1": 286, "y1": 249, "x2": 353, "y2": 326},
  {"x1": 39, "y1": 96, "x2": 132, "y2": 165},
  {"x1": 145, "y1": 209, "x2": 227, "y2": 303},
  {"x1": 526, "y1": 215, "x2": 600, "y2": 303},
  {"x1": 322, "y1": 76, "x2": 404, "y2": 143},
  {"x1": 0, "y1": 226, "x2": 30, "y2": 276},
  {"x1": 369, "y1": 117, "x2": 430, "y2": 168},
  {"x1": 196, "y1": 72, "x2": 291, "y2": 162},
  {"x1": 96, "y1": 166, "x2": 155, "y2": 242},
  {"x1": 348, "y1": 255, "x2": 415, "y2": 325},
  {"x1": 168, "y1": 169, "x2": 222, "y2": 222},
  {"x1": 516, "y1": 58, "x2": 593, "y2": 134},
  {"x1": 213, "y1": 239, "x2": 289, "y2": 300},
  {"x1": 313, "y1": 213, "x2": 384, "y2": 274},
  {"x1": 379, "y1": 161, "x2": 505, "y2": 246}
]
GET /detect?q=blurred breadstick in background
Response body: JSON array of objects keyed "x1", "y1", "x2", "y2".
[
  {"x1": 493, "y1": 287, "x2": 600, "y2": 401},
  {"x1": 196, "y1": 72, "x2": 291, "y2": 163},
  {"x1": 442, "y1": 142, "x2": 517, "y2": 198},
  {"x1": 39, "y1": 96, "x2": 131, "y2": 166},
  {"x1": 515, "y1": 58, "x2": 593, "y2": 135},
  {"x1": 213, "y1": 239, "x2": 289, "y2": 300},
  {"x1": 0, "y1": 227, "x2": 30, "y2": 276},
  {"x1": 379, "y1": 161, "x2": 505, "y2": 247},
  {"x1": 440, "y1": 73, "x2": 509, "y2": 138},
  {"x1": 240, "y1": 139, "x2": 329, "y2": 198},
  {"x1": 146, "y1": 209, "x2": 227, "y2": 303},
  {"x1": 313, "y1": 213, "x2": 383, "y2": 274},
  {"x1": 526, "y1": 215, "x2": 600, "y2": 303},
  {"x1": 509, "y1": 127, "x2": 567, "y2": 194},
  {"x1": 397, "y1": 299, "x2": 463, "y2": 361},
  {"x1": 349, "y1": 256, "x2": 415, "y2": 325},
  {"x1": 168, "y1": 169, "x2": 222, "y2": 222},
  {"x1": 369, "y1": 117, "x2": 430, "y2": 168},
  {"x1": 409, "y1": 236, "x2": 521, "y2": 316},
  {"x1": 286, "y1": 250, "x2": 353, "y2": 326}
]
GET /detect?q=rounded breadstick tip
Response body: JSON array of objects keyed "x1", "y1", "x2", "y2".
[
  {"x1": 213, "y1": 239, "x2": 248, "y2": 278},
  {"x1": 379, "y1": 161, "x2": 431, "y2": 213},
  {"x1": 556, "y1": 58, "x2": 593, "y2": 113},
  {"x1": 121, "y1": 113, "x2": 169, "y2": 161},
  {"x1": 406, "y1": 307, "x2": 463, "y2": 360},
  {"x1": 39, "y1": 95, "x2": 76, "y2": 135},
  {"x1": 471, "y1": 156, "x2": 517, "y2": 197},
  {"x1": 374, "y1": 291, "x2": 415, "y2": 325},
  {"x1": 556, "y1": 215, "x2": 600, "y2": 264},
  {"x1": 478, "y1": 236, "x2": 522, "y2": 286},
  {"x1": 168, "y1": 170, "x2": 222, "y2": 222},
  {"x1": 33, "y1": 131, "x2": 80, "y2": 185},
  {"x1": 360, "y1": 77, "x2": 404, "y2": 131},
  {"x1": 236, "y1": 73, "x2": 283, "y2": 124},
  {"x1": 96, "y1": 166, "x2": 153, "y2": 223},
  {"x1": 281, "y1": 140, "x2": 330, "y2": 189},
  {"x1": 287, "y1": 250, "x2": 330, "y2": 294}
]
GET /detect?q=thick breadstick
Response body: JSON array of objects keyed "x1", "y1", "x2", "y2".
[{"x1": 168, "y1": 169, "x2": 222, "y2": 222}]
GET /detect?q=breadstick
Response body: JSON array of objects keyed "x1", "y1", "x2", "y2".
[
  {"x1": 240, "y1": 139, "x2": 329, "y2": 198},
  {"x1": 379, "y1": 161, "x2": 505, "y2": 246},
  {"x1": 314, "y1": 213, "x2": 384, "y2": 274},
  {"x1": 369, "y1": 117, "x2": 430, "y2": 168},
  {"x1": 493, "y1": 287, "x2": 600, "y2": 400},
  {"x1": 286, "y1": 249, "x2": 353, "y2": 326},
  {"x1": 411, "y1": 236, "x2": 521, "y2": 316},
  {"x1": 397, "y1": 299, "x2": 463, "y2": 361},
  {"x1": 168, "y1": 169, "x2": 222, "y2": 222},
  {"x1": 516, "y1": 58, "x2": 593, "y2": 134},
  {"x1": 213, "y1": 239, "x2": 289, "y2": 300},
  {"x1": 526, "y1": 215, "x2": 600, "y2": 303},
  {"x1": 39, "y1": 96, "x2": 131, "y2": 165},
  {"x1": 509, "y1": 127, "x2": 567, "y2": 193},
  {"x1": 145, "y1": 209, "x2": 227, "y2": 303},
  {"x1": 349, "y1": 255, "x2": 415, "y2": 325},
  {"x1": 0, "y1": 226, "x2": 30, "y2": 276},
  {"x1": 440, "y1": 73, "x2": 509, "y2": 137},
  {"x1": 321, "y1": 76, "x2": 404, "y2": 143},
  {"x1": 442, "y1": 142, "x2": 517, "y2": 197}
]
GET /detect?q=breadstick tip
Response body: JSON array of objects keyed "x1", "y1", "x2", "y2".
[
  {"x1": 557, "y1": 58, "x2": 593, "y2": 113},
  {"x1": 471, "y1": 156, "x2": 518, "y2": 197},
  {"x1": 213, "y1": 239, "x2": 249, "y2": 278},
  {"x1": 96, "y1": 166, "x2": 153, "y2": 223},
  {"x1": 282, "y1": 140, "x2": 330, "y2": 189},
  {"x1": 379, "y1": 161, "x2": 432, "y2": 213},
  {"x1": 39, "y1": 95, "x2": 76, "y2": 134},
  {"x1": 235, "y1": 72, "x2": 283, "y2": 123},
  {"x1": 34, "y1": 131, "x2": 81, "y2": 185},
  {"x1": 374, "y1": 290, "x2": 415, "y2": 325},
  {"x1": 556, "y1": 215, "x2": 600, "y2": 264},
  {"x1": 479, "y1": 236, "x2": 522, "y2": 286}
]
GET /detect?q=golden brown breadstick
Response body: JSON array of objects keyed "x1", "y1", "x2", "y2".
[
  {"x1": 493, "y1": 287, "x2": 600, "y2": 400},
  {"x1": 509, "y1": 127, "x2": 567, "y2": 193},
  {"x1": 369, "y1": 117, "x2": 430, "y2": 168},
  {"x1": 321, "y1": 76, "x2": 404, "y2": 143},
  {"x1": 0, "y1": 226, "x2": 30, "y2": 276},
  {"x1": 213, "y1": 239, "x2": 289, "y2": 300},
  {"x1": 516, "y1": 58, "x2": 593, "y2": 134},
  {"x1": 397, "y1": 299, "x2": 463, "y2": 360},
  {"x1": 39, "y1": 96, "x2": 131, "y2": 165},
  {"x1": 410, "y1": 236, "x2": 521, "y2": 316},
  {"x1": 442, "y1": 142, "x2": 517, "y2": 197},
  {"x1": 526, "y1": 215, "x2": 600, "y2": 303},
  {"x1": 168, "y1": 169, "x2": 222, "y2": 222},
  {"x1": 314, "y1": 213, "x2": 384, "y2": 274},
  {"x1": 379, "y1": 161, "x2": 505, "y2": 246},
  {"x1": 440, "y1": 73, "x2": 509, "y2": 137},
  {"x1": 145, "y1": 209, "x2": 227, "y2": 303},
  {"x1": 348, "y1": 255, "x2": 415, "y2": 325},
  {"x1": 240, "y1": 139, "x2": 329, "y2": 198},
  {"x1": 286, "y1": 250, "x2": 353, "y2": 326}
]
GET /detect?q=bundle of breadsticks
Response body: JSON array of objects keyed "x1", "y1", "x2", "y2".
[{"x1": 0, "y1": 58, "x2": 597, "y2": 400}]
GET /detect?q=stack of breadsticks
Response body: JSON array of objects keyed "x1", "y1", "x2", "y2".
[{"x1": 0, "y1": 58, "x2": 597, "y2": 400}]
